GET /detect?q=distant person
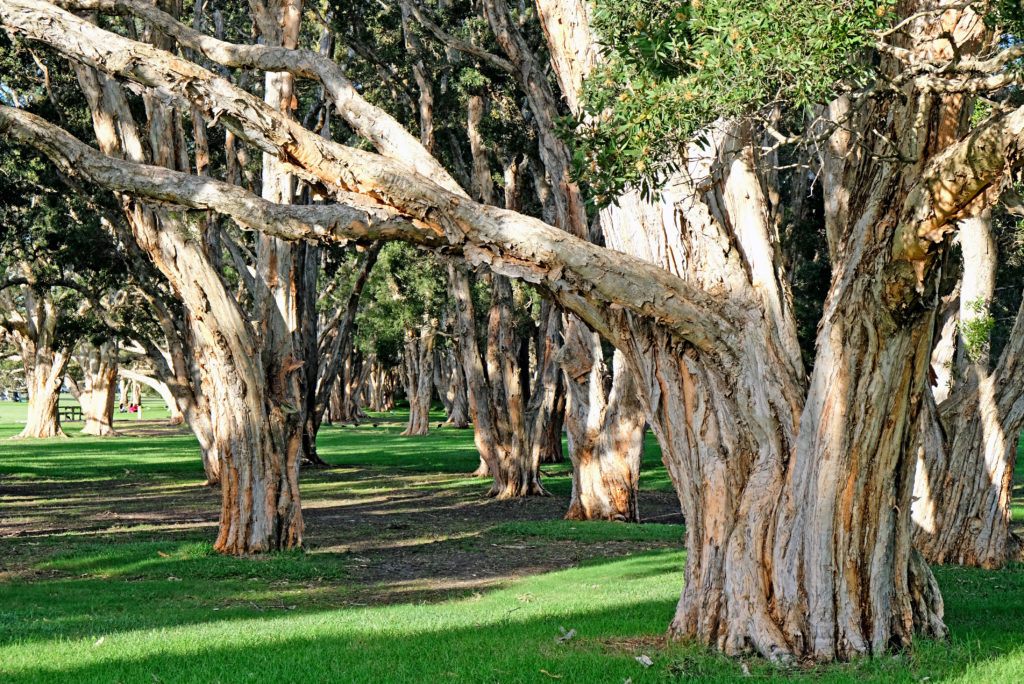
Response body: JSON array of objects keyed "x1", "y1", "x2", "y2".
[
  {"x1": 12, "y1": 391, "x2": 20, "y2": 402},
  {"x1": 119, "y1": 402, "x2": 126, "y2": 413}
]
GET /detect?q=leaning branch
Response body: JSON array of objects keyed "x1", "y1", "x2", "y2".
[
  {"x1": 53, "y1": 0, "x2": 468, "y2": 195},
  {"x1": 0, "y1": 0, "x2": 737, "y2": 350},
  {"x1": 893, "y1": 102, "x2": 1024, "y2": 264},
  {"x1": 0, "y1": 106, "x2": 435, "y2": 247}
]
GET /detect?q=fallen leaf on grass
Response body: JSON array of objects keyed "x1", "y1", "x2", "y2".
[
  {"x1": 635, "y1": 655, "x2": 653, "y2": 668},
  {"x1": 157, "y1": 551, "x2": 170, "y2": 558},
  {"x1": 556, "y1": 627, "x2": 576, "y2": 643},
  {"x1": 93, "y1": 637, "x2": 104, "y2": 647},
  {"x1": 539, "y1": 670, "x2": 562, "y2": 679}
]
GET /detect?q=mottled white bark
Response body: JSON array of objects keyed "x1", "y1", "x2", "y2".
[{"x1": 73, "y1": 340, "x2": 118, "y2": 436}]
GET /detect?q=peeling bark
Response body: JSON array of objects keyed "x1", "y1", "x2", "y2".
[
  {"x1": 73, "y1": 340, "x2": 119, "y2": 436},
  {"x1": 914, "y1": 211, "x2": 1024, "y2": 568},
  {"x1": 7, "y1": 286, "x2": 70, "y2": 439},
  {"x1": 7, "y1": 0, "x2": 1024, "y2": 658},
  {"x1": 400, "y1": 323, "x2": 436, "y2": 437}
]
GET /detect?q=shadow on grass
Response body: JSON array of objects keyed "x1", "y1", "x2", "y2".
[{"x1": 4, "y1": 556, "x2": 1024, "y2": 683}]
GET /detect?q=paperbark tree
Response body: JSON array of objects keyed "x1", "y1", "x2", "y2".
[
  {"x1": 70, "y1": 339, "x2": 119, "y2": 436},
  {"x1": 67, "y1": 37, "x2": 302, "y2": 551},
  {"x1": 400, "y1": 321, "x2": 436, "y2": 436},
  {"x1": 475, "y1": 0, "x2": 646, "y2": 518},
  {"x1": 434, "y1": 343, "x2": 469, "y2": 428},
  {"x1": 8, "y1": 0, "x2": 1024, "y2": 661},
  {"x1": 0, "y1": 284, "x2": 71, "y2": 439},
  {"x1": 913, "y1": 209, "x2": 1024, "y2": 567}
]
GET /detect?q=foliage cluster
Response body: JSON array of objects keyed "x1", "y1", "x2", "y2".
[{"x1": 571, "y1": 0, "x2": 892, "y2": 203}]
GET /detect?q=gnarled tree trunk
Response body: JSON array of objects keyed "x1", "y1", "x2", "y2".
[
  {"x1": 914, "y1": 211, "x2": 1024, "y2": 567},
  {"x1": 10, "y1": 286, "x2": 70, "y2": 439},
  {"x1": 400, "y1": 323, "x2": 436, "y2": 436},
  {"x1": 19, "y1": 343, "x2": 68, "y2": 439},
  {"x1": 11, "y1": 0, "x2": 1024, "y2": 658},
  {"x1": 74, "y1": 340, "x2": 119, "y2": 436},
  {"x1": 72, "y1": 59, "x2": 301, "y2": 553},
  {"x1": 563, "y1": 342, "x2": 644, "y2": 522}
]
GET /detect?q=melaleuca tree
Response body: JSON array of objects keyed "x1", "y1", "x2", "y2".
[
  {"x1": 335, "y1": 1, "x2": 573, "y2": 495},
  {"x1": 912, "y1": 184, "x2": 1024, "y2": 568}
]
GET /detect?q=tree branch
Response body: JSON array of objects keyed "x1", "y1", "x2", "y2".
[
  {"x1": 52, "y1": 0, "x2": 468, "y2": 195},
  {"x1": 0, "y1": 0, "x2": 737, "y2": 351},
  {"x1": 394, "y1": 0, "x2": 515, "y2": 74}
]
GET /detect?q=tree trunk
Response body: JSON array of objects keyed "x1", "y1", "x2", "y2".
[
  {"x1": 14, "y1": 0, "x2": 1023, "y2": 656},
  {"x1": 11, "y1": 286, "x2": 70, "y2": 439},
  {"x1": 563, "y1": 342, "x2": 644, "y2": 522},
  {"x1": 400, "y1": 324, "x2": 436, "y2": 436},
  {"x1": 312, "y1": 243, "x2": 380, "y2": 437},
  {"x1": 913, "y1": 211, "x2": 1024, "y2": 568},
  {"x1": 436, "y1": 345, "x2": 470, "y2": 428},
  {"x1": 18, "y1": 343, "x2": 68, "y2": 439},
  {"x1": 528, "y1": 301, "x2": 565, "y2": 464},
  {"x1": 73, "y1": 61, "x2": 301, "y2": 553},
  {"x1": 76, "y1": 341, "x2": 119, "y2": 436}
]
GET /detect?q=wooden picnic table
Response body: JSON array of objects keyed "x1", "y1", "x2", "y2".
[{"x1": 59, "y1": 405, "x2": 83, "y2": 422}]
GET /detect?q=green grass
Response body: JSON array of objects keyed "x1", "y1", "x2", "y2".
[{"x1": 0, "y1": 406, "x2": 1023, "y2": 682}]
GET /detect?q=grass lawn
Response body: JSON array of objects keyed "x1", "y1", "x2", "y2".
[{"x1": 1, "y1": 402, "x2": 1023, "y2": 682}]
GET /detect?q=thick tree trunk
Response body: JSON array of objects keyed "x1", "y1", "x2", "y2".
[
  {"x1": 563, "y1": 344, "x2": 644, "y2": 522},
  {"x1": 76, "y1": 341, "x2": 119, "y2": 436},
  {"x1": 73, "y1": 61, "x2": 301, "y2": 553},
  {"x1": 18, "y1": 345, "x2": 68, "y2": 439},
  {"x1": 914, "y1": 212, "x2": 1024, "y2": 567},
  {"x1": 11, "y1": 286, "x2": 70, "y2": 439},
  {"x1": 365, "y1": 358, "x2": 396, "y2": 412},
  {"x1": 483, "y1": 275, "x2": 546, "y2": 497},
  {"x1": 14, "y1": 0, "x2": 1024, "y2": 656},
  {"x1": 400, "y1": 324, "x2": 436, "y2": 436}
]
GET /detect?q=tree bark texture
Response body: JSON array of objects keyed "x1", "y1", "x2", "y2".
[
  {"x1": 74, "y1": 340, "x2": 119, "y2": 436},
  {"x1": 913, "y1": 211, "x2": 1024, "y2": 568},
  {"x1": 400, "y1": 323, "x2": 436, "y2": 436},
  {"x1": 70, "y1": 55, "x2": 301, "y2": 553},
  {"x1": 8, "y1": 0, "x2": 1024, "y2": 658},
  {"x1": 10, "y1": 286, "x2": 70, "y2": 439}
]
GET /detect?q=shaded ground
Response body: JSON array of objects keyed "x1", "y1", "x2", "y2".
[{"x1": 0, "y1": 413, "x2": 683, "y2": 604}]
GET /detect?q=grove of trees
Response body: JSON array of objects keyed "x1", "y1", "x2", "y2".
[{"x1": 1, "y1": 0, "x2": 1023, "y2": 667}]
